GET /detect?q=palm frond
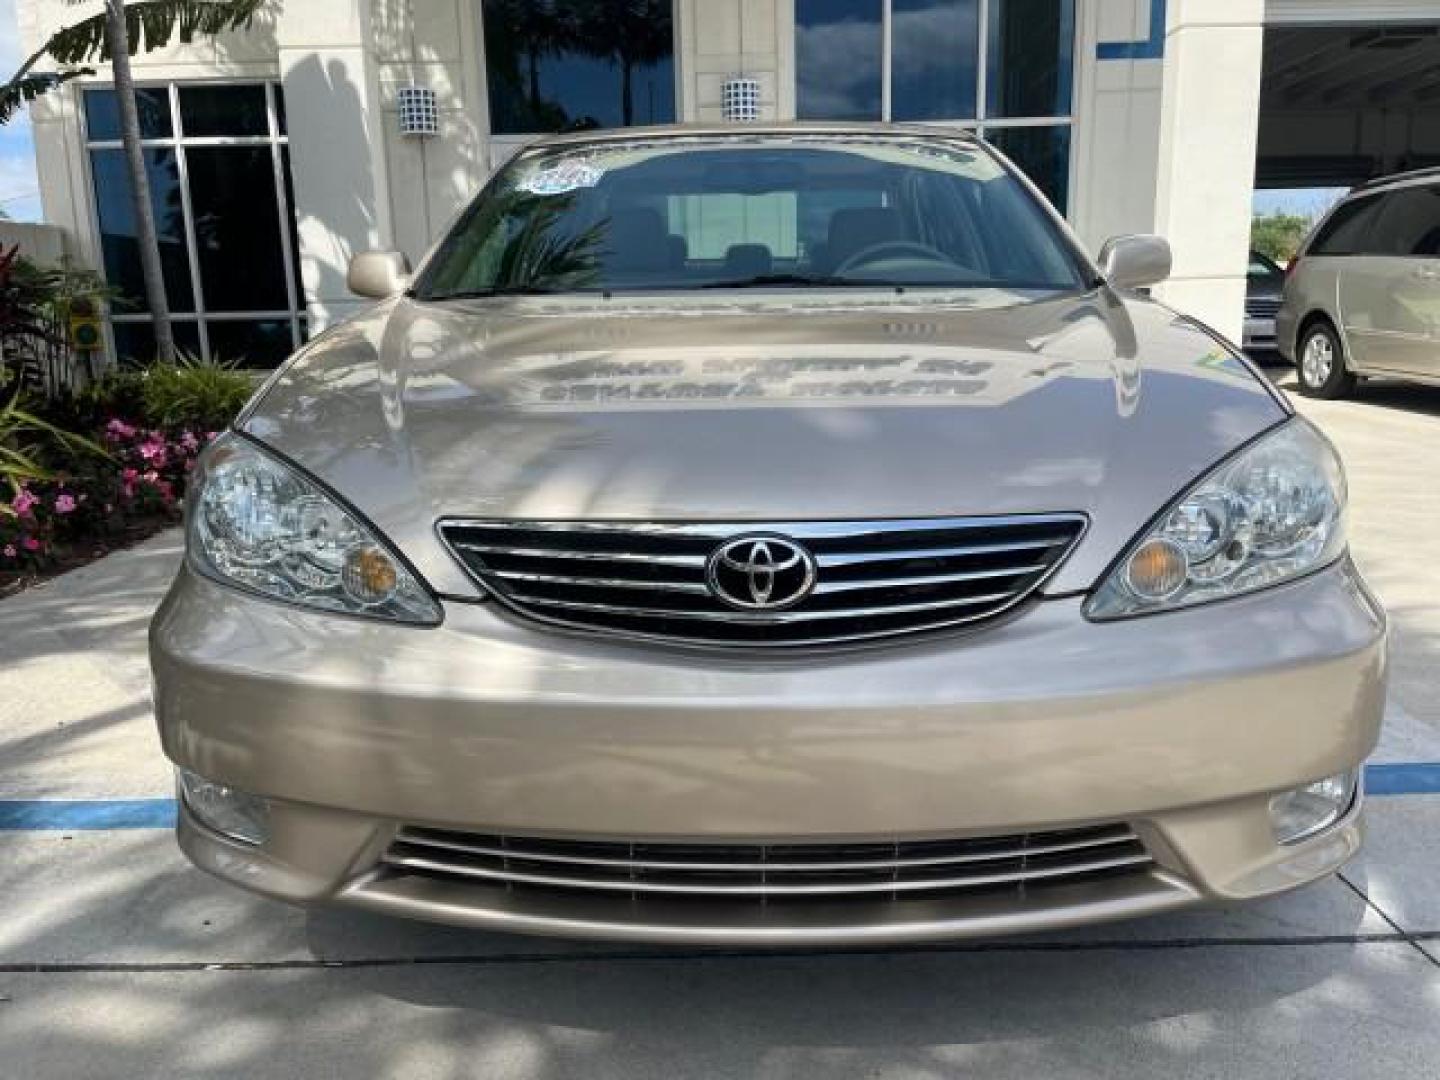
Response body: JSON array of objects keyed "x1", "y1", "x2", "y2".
[
  {"x1": 47, "y1": 1, "x2": 267, "y2": 65},
  {"x1": 0, "y1": 68, "x2": 91, "y2": 125}
]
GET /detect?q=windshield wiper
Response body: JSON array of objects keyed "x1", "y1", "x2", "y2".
[{"x1": 428, "y1": 284, "x2": 564, "y2": 299}]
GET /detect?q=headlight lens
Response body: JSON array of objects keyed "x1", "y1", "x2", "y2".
[
  {"x1": 1087, "y1": 420, "x2": 1346, "y2": 619},
  {"x1": 188, "y1": 436, "x2": 441, "y2": 624}
]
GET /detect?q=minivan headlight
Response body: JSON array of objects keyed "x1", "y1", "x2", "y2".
[
  {"x1": 188, "y1": 435, "x2": 441, "y2": 624},
  {"x1": 1087, "y1": 420, "x2": 1346, "y2": 619}
]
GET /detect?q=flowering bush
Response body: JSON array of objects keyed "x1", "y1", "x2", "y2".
[{"x1": 1, "y1": 417, "x2": 218, "y2": 576}]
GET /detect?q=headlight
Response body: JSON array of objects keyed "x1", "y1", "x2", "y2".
[
  {"x1": 188, "y1": 435, "x2": 441, "y2": 624},
  {"x1": 1087, "y1": 419, "x2": 1346, "y2": 619}
]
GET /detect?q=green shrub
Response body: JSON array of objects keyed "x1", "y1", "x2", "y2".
[{"x1": 139, "y1": 356, "x2": 257, "y2": 432}]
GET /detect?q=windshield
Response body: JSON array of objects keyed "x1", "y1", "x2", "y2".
[{"x1": 415, "y1": 135, "x2": 1090, "y2": 299}]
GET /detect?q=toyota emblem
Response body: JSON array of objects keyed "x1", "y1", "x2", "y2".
[{"x1": 706, "y1": 535, "x2": 818, "y2": 611}]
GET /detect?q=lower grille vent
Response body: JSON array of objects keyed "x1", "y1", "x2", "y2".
[{"x1": 382, "y1": 823, "x2": 1153, "y2": 903}]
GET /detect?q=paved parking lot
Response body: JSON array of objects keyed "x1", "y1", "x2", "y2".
[{"x1": 2, "y1": 370, "x2": 1438, "y2": 1079}]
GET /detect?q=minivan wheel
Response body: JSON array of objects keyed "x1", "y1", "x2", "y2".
[{"x1": 1296, "y1": 322, "x2": 1355, "y2": 399}]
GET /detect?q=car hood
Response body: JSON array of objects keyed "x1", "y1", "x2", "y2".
[{"x1": 242, "y1": 289, "x2": 1288, "y2": 598}]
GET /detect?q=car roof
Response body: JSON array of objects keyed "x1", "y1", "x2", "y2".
[
  {"x1": 1350, "y1": 165, "x2": 1440, "y2": 196},
  {"x1": 526, "y1": 121, "x2": 986, "y2": 152}
]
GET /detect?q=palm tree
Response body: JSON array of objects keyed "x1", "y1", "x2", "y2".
[{"x1": 0, "y1": 1, "x2": 264, "y2": 363}]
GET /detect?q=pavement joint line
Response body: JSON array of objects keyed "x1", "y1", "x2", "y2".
[
  {"x1": 5, "y1": 764, "x2": 1440, "y2": 831},
  {"x1": 2, "y1": 933, "x2": 1436, "y2": 974},
  {"x1": 1337, "y1": 872, "x2": 1440, "y2": 970}
]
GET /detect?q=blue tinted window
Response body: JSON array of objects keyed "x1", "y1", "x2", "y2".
[
  {"x1": 179, "y1": 85, "x2": 269, "y2": 137},
  {"x1": 986, "y1": 0, "x2": 1075, "y2": 118},
  {"x1": 90, "y1": 148, "x2": 194, "y2": 312},
  {"x1": 483, "y1": 0, "x2": 675, "y2": 133},
  {"x1": 989, "y1": 125, "x2": 1071, "y2": 212},
  {"x1": 207, "y1": 320, "x2": 294, "y2": 368},
  {"x1": 187, "y1": 146, "x2": 289, "y2": 311},
  {"x1": 84, "y1": 87, "x2": 172, "y2": 140},
  {"x1": 892, "y1": 0, "x2": 979, "y2": 121},
  {"x1": 112, "y1": 321, "x2": 202, "y2": 367},
  {"x1": 796, "y1": 0, "x2": 882, "y2": 120}
]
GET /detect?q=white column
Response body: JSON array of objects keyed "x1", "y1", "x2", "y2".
[
  {"x1": 277, "y1": 2, "x2": 393, "y2": 332},
  {"x1": 1151, "y1": 0, "x2": 1265, "y2": 343}
]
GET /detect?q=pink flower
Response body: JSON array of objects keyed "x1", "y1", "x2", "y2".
[
  {"x1": 180, "y1": 431, "x2": 199, "y2": 452},
  {"x1": 121, "y1": 468, "x2": 139, "y2": 482},
  {"x1": 106, "y1": 419, "x2": 137, "y2": 440},
  {"x1": 3, "y1": 545, "x2": 15, "y2": 558},
  {"x1": 21, "y1": 537, "x2": 40, "y2": 552},
  {"x1": 54, "y1": 493, "x2": 77, "y2": 514},
  {"x1": 138, "y1": 440, "x2": 168, "y2": 467},
  {"x1": 11, "y1": 488, "x2": 38, "y2": 516}
]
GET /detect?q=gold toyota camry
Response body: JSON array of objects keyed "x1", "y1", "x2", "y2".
[{"x1": 150, "y1": 124, "x2": 1386, "y2": 945}]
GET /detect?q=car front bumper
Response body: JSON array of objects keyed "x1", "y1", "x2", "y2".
[
  {"x1": 1243, "y1": 316, "x2": 1278, "y2": 351},
  {"x1": 151, "y1": 558, "x2": 1386, "y2": 945}
]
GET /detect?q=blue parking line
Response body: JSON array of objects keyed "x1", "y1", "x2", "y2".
[
  {"x1": 0, "y1": 799, "x2": 177, "y2": 831},
  {"x1": 1366, "y1": 763, "x2": 1440, "y2": 796},
  {"x1": 2, "y1": 764, "x2": 1439, "y2": 832}
]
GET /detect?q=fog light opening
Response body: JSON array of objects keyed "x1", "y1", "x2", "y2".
[
  {"x1": 1269, "y1": 770, "x2": 1359, "y2": 846},
  {"x1": 178, "y1": 769, "x2": 271, "y2": 846}
]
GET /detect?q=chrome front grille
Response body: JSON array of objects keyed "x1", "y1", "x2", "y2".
[
  {"x1": 1246, "y1": 296, "x2": 1282, "y2": 319},
  {"x1": 383, "y1": 823, "x2": 1153, "y2": 902},
  {"x1": 438, "y1": 515, "x2": 1086, "y2": 646}
]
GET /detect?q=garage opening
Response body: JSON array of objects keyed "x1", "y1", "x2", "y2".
[{"x1": 1259, "y1": 24, "x2": 1440, "y2": 189}]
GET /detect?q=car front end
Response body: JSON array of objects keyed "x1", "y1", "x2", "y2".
[{"x1": 151, "y1": 126, "x2": 1386, "y2": 945}]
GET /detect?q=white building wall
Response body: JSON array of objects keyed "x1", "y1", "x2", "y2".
[
  {"x1": 1151, "y1": 0, "x2": 1265, "y2": 342},
  {"x1": 1070, "y1": 0, "x2": 1165, "y2": 256}
]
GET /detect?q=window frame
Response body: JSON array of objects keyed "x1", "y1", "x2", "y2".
[
  {"x1": 81, "y1": 78, "x2": 305, "y2": 366},
  {"x1": 793, "y1": 0, "x2": 1078, "y2": 209}
]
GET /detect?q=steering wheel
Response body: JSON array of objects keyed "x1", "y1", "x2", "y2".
[{"x1": 834, "y1": 240, "x2": 958, "y2": 275}]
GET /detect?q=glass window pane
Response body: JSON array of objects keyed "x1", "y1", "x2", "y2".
[
  {"x1": 205, "y1": 319, "x2": 294, "y2": 368},
  {"x1": 796, "y1": 0, "x2": 882, "y2": 120},
  {"x1": 274, "y1": 86, "x2": 286, "y2": 135},
  {"x1": 1309, "y1": 194, "x2": 1384, "y2": 257},
  {"x1": 1366, "y1": 184, "x2": 1440, "y2": 256},
  {"x1": 986, "y1": 0, "x2": 1075, "y2": 119},
  {"x1": 892, "y1": 0, "x2": 979, "y2": 121},
  {"x1": 90, "y1": 148, "x2": 194, "y2": 313},
  {"x1": 179, "y1": 85, "x2": 269, "y2": 137},
  {"x1": 988, "y1": 125, "x2": 1071, "y2": 213},
  {"x1": 111, "y1": 321, "x2": 202, "y2": 367},
  {"x1": 84, "y1": 87, "x2": 172, "y2": 141},
  {"x1": 185, "y1": 146, "x2": 289, "y2": 312},
  {"x1": 419, "y1": 136, "x2": 1087, "y2": 295},
  {"x1": 483, "y1": 0, "x2": 675, "y2": 133}
]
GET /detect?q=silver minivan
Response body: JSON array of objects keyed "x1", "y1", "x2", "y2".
[{"x1": 1279, "y1": 169, "x2": 1440, "y2": 397}]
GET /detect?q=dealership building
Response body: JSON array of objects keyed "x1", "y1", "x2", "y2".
[{"x1": 17, "y1": 0, "x2": 1440, "y2": 364}]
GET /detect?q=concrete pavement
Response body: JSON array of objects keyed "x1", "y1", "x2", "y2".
[{"x1": 1, "y1": 375, "x2": 1438, "y2": 1078}]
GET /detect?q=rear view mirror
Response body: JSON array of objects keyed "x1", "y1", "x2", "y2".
[
  {"x1": 1098, "y1": 234, "x2": 1172, "y2": 290},
  {"x1": 347, "y1": 251, "x2": 412, "y2": 299}
]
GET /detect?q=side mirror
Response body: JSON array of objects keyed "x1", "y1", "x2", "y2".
[
  {"x1": 1097, "y1": 234, "x2": 1172, "y2": 290},
  {"x1": 347, "y1": 251, "x2": 412, "y2": 299}
]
